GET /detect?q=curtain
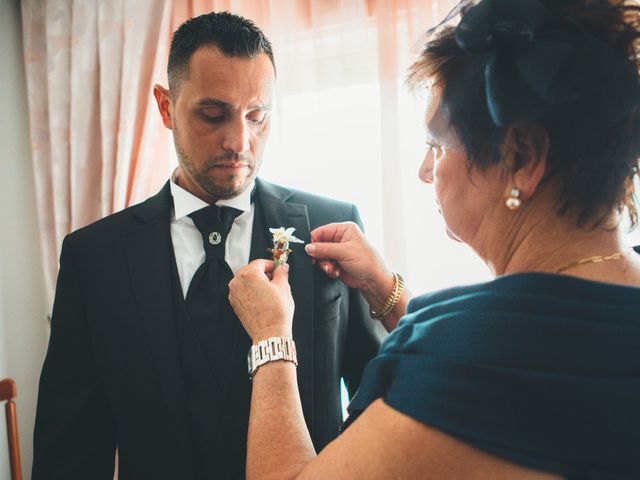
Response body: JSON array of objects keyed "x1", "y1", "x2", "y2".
[{"x1": 22, "y1": 0, "x2": 176, "y2": 307}]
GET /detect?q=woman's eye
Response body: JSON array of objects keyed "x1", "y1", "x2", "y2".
[
  {"x1": 248, "y1": 112, "x2": 267, "y2": 124},
  {"x1": 427, "y1": 141, "x2": 443, "y2": 154}
]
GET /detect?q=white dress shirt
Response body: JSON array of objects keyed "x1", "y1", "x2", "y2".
[{"x1": 169, "y1": 178, "x2": 255, "y2": 297}]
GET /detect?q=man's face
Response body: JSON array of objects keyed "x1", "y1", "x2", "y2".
[{"x1": 156, "y1": 46, "x2": 275, "y2": 203}]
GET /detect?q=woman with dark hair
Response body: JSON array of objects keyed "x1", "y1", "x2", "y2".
[{"x1": 229, "y1": 0, "x2": 640, "y2": 478}]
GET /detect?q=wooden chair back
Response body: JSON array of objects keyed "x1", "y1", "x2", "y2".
[{"x1": 0, "y1": 378, "x2": 22, "y2": 480}]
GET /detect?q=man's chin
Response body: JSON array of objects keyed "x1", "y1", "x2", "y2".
[
  {"x1": 203, "y1": 179, "x2": 253, "y2": 200},
  {"x1": 213, "y1": 189, "x2": 245, "y2": 200}
]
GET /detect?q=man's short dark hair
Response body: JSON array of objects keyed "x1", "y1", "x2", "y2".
[{"x1": 168, "y1": 11, "x2": 275, "y2": 94}]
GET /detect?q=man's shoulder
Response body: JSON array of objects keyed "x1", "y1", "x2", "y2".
[
  {"x1": 257, "y1": 178, "x2": 358, "y2": 220},
  {"x1": 67, "y1": 183, "x2": 171, "y2": 243}
]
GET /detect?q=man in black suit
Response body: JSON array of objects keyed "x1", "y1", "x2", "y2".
[{"x1": 32, "y1": 11, "x2": 384, "y2": 480}]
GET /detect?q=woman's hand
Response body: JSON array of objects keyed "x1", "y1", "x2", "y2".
[
  {"x1": 228, "y1": 259, "x2": 294, "y2": 342},
  {"x1": 305, "y1": 222, "x2": 394, "y2": 302}
]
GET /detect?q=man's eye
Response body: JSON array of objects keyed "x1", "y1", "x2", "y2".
[{"x1": 202, "y1": 114, "x2": 225, "y2": 124}]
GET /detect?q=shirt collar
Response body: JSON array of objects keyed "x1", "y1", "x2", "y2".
[{"x1": 170, "y1": 170, "x2": 254, "y2": 220}]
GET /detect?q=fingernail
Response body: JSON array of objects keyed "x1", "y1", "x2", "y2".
[{"x1": 305, "y1": 244, "x2": 316, "y2": 254}]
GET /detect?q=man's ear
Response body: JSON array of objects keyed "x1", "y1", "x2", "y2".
[
  {"x1": 500, "y1": 122, "x2": 549, "y2": 200},
  {"x1": 153, "y1": 84, "x2": 174, "y2": 130}
]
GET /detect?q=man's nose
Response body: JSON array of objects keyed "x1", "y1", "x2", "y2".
[
  {"x1": 221, "y1": 117, "x2": 250, "y2": 154},
  {"x1": 418, "y1": 149, "x2": 434, "y2": 184}
]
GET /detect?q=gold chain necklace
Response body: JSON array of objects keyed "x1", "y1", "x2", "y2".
[{"x1": 555, "y1": 250, "x2": 630, "y2": 274}]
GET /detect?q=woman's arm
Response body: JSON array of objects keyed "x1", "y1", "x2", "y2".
[
  {"x1": 245, "y1": 361, "x2": 314, "y2": 480},
  {"x1": 301, "y1": 399, "x2": 563, "y2": 480},
  {"x1": 229, "y1": 261, "x2": 316, "y2": 479}
]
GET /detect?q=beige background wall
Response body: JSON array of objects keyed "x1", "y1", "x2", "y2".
[{"x1": 0, "y1": 1, "x2": 50, "y2": 479}]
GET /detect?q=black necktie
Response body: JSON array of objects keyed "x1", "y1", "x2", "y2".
[{"x1": 186, "y1": 204, "x2": 243, "y2": 382}]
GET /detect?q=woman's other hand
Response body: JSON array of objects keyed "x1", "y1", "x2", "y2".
[
  {"x1": 305, "y1": 222, "x2": 394, "y2": 300},
  {"x1": 229, "y1": 259, "x2": 294, "y2": 342}
]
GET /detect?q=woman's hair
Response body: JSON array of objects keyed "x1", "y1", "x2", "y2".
[{"x1": 409, "y1": 0, "x2": 640, "y2": 227}]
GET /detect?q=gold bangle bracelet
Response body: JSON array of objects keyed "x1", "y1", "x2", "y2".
[{"x1": 369, "y1": 272, "x2": 404, "y2": 320}]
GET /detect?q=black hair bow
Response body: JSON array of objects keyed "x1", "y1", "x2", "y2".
[{"x1": 454, "y1": 0, "x2": 640, "y2": 128}]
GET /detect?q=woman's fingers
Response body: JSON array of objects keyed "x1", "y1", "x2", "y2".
[
  {"x1": 310, "y1": 221, "x2": 360, "y2": 244},
  {"x1": 305, "y1": 242, "x2": 349, "y2": 263},
  {"x1": 271, "y1": 262, "x2": 291, "y2": 288},
  {"x1": 229, "y1": 259, "x2": 294, "y2": 341},
  {"x1": 246, "y1": 258, "x2": 275, "y2": 276},
  {"x1": 317, "y1": 259, "x2": 341, "y2": 278}
]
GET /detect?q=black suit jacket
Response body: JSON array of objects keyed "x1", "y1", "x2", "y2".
[{"x1": 32, "y1": 178, "x2": 385, "y2": 479}]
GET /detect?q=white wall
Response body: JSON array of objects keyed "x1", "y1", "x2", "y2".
[{"x1": 0, "y1": 1, "x2": 50, "y2": 478}]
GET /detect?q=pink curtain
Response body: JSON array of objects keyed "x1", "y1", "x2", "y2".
[{"x1": 21, "y1": 1, "x2": 175, "y2": 307}]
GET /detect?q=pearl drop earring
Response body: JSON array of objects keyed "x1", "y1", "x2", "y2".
[{"x1": 505, "y1": 187, "x2": 521, "y2": 210}]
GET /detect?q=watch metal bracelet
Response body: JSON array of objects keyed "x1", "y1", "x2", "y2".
[{"x1": 247, "y1": 336, "x2": 298, "y2": 379}]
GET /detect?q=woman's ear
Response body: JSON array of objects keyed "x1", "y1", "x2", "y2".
[{"x1": 500, "y1": 122, "x2": 549, "y2": 200}]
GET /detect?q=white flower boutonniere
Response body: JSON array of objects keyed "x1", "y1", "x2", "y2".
[{"x1": 269, "y1": 227, "x2": 305, "y2": 267}]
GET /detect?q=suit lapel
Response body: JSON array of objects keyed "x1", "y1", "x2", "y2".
[
  {"x1": 122, "y1": 182, "x2": 191, "y2": 452},
  {"x1": 253, "y1": 179, "x2": 316, "y2": 436}
]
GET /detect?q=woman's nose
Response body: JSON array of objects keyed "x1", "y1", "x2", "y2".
[{"x1": 418, "y1": 149, "x2": 434, "y2": 184}]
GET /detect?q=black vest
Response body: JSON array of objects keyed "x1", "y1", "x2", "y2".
[{"x1": 170, "y1": 199, "x2": 270, "y2": 480}]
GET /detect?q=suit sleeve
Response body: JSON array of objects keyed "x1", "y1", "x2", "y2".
[
  {"x1": 341, "y1": 205, "x2": 387, "y2": 397},
  {"x1": 32, "y1": 235, "x2": 116, "y2": 480}
]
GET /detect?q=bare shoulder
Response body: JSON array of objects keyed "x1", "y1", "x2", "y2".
[{"x1": 298, "y1": 399, "x2": 562, "y2": 480}]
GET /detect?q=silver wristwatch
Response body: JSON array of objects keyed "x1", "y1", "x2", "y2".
[{"x1": 247, "y1": 336, "x2": 298, "y2": 379}]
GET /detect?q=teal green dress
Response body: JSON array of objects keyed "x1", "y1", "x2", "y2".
[{"x1": 345, "y1": 272, "x2": 640, "y2": 479}]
